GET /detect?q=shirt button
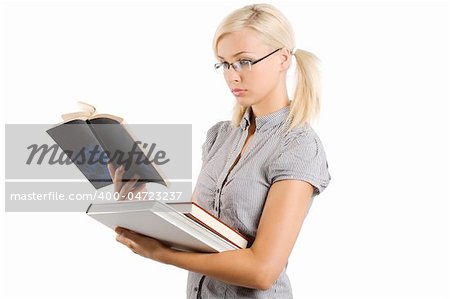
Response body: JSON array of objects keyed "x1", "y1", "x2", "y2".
[
  {"x1": 216, "y1": 188, "x2": 220, "y2": 194},
  {"x1": 194, "y1": 287, "x2": 198, "y2": 292}
]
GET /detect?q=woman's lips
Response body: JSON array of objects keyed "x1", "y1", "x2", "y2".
[{"x1": 231, "y1": 88, "x2": 247, "y2": 97}]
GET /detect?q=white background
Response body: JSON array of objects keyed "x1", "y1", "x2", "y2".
[{"x1": 1, "y1": 0, "x2": 449, "y2": 298}]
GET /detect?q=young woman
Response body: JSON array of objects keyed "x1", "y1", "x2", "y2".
[{"x1": 108, "y1": 4, "x2": 331, "y2": 298}]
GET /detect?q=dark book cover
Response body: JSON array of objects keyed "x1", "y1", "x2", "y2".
[{"x1": 46, "y1": 117, "x2": 166, "y2": 189}]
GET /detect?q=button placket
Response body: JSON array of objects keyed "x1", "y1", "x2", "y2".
[
  {"x1": 215, "y1": 127, "x2": 248, "y2": 218},
  {"x1": 213, "y1": 187, "x2": 220, "y2": 214},
  {"x1": 220, "y1": 129, "x2": 247, "y2": 183}
]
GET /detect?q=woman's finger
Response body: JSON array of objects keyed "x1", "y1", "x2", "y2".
[
  {"x1": 113, "y1": 165, "x2": 125, "y2": 194},
  {"x1": 107, "y1": 161, "x2": 116, "y2": 180},
  {"x1": 118, "y1": 175, "x2": 140, "y2": 200},
  {"x1": 127, "y1": 183, "x2": 147, "y2": 200},
  {"x1": 130, "y1": 183, "x2": 147, "y2": 194}
]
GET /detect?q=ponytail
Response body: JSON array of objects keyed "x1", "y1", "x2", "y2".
[{"x1": 286, "y1": 48, "x2": 321, "y2": 131}]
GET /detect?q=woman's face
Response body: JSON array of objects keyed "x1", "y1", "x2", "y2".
[{"x1": 216, "y1": 27, "x2": 288, "y2": 109}]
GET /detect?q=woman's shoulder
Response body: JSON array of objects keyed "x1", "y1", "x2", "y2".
[
  {"x1": 204, "y1": 120, "x2": 233, "y2": 144},
  {"x1": 269, "y1": 122, "x2": 331, "y2": 195},
  {"x1": 281, "y1": 122, "x2": 319, "y2": 148},
  {"x1": 202, "y1": 120, "x2": 232, "y2": 162},
  {"x1": 206, "y1": 120, "x2": 232, "y2": 137},
  {"x1": 275, "y1": 122, "x2": 329, "y2": 162}
]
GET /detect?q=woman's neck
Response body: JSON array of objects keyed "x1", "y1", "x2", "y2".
[
  {"x1": 250, "y1": 98, "x2": 290, "y2": 123},
  {"x1": 251, "y1": 85, "x2": 290, "y2": 117}
]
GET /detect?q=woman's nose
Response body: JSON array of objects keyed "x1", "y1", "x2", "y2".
[{"x1": 224, "y1": 67, "x2": 241, "y2": 83}]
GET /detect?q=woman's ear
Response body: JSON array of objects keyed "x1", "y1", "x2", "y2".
[{"x1": 279, "y1": 47, "x2": 291, "y2": 71}]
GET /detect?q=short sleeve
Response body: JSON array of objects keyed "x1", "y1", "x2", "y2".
[
  {"x1": 201, "y1": 121, "x2": 229, "y2": 163},
  {"x1": 268, "y1": 129, "x2": 331, "y2": 196}
]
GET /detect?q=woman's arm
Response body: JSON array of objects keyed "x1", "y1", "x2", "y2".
[{"x1": 114, "y1": 177, "x2": 314, "y2": 291}]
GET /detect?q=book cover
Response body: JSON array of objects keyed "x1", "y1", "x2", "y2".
[
  {"x1": 46, "y1": 102, "x2": 167, "y2": 189},
  {"x1": 86, "y1": 200, "x2": 241, "y2": 253}
]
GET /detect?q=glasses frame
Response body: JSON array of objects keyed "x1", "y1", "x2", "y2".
[{"x1": 214, "y1": 48, "x2": 282, "y2": 72}]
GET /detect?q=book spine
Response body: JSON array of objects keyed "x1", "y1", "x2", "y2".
[
  {"x1": 184, "y1": 214, "x2": 245, "y2": 249},
  {"x1": 192, "y1": 202, "x2": 249, "y2": 240},
  {"x1": 85, "y1": 120, "x2": 111, "y2": 161}
]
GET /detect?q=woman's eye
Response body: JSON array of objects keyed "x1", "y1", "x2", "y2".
[
  {"x1": 216, "y1": 62, "x2": 229, "y2": 69},
  {"x1": 239, "y1": 59, "x2": 253, "y2": 64}
]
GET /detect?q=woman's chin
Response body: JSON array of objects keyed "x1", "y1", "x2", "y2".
[{"x1": 235, "y1": 96, "x2": 253, "y2": 107}]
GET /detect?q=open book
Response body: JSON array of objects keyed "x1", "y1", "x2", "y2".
[
  {"x1": 46, "y1": 102, "x2": 167, "y2": 189},
  {"x1": 86, "y1": 200, "x2": 249, "y2": 253}
]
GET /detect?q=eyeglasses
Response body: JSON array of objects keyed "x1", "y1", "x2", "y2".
[{"x1": 214, "y1": 48, "x2": 282, "y2": 73}]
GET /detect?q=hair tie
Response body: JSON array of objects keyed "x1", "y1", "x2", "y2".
[{"x1": 291, "y1": 48, "x2": 297, "y2": 55}]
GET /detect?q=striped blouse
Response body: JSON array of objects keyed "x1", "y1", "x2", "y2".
[{"x1": 187, "y1": 104, "x2": 331, "y2": 298}]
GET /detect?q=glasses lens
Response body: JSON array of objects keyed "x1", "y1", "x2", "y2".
[
  {"x1": 215, "y1": 62, "x2": 232, "y2": 72},
  {"x1": 215, "y1": 61, "x2": 252, "y2": 72},
  {"x1": 242, "y1": 61, "x2": 251, "y2": 72},
  {"x1": 234, "y1": 61, "x2": 252, "y2": 72},
  {"x1": 232, "y1": 62, "x2": 242, "y2": 72}
]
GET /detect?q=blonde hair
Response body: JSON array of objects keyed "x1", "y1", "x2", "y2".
[{"x1": 213, "y1": 3, "x2": 321, "y2": 131}]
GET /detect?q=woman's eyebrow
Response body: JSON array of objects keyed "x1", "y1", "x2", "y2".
[{"x1": 217, "y1": 51, "x2": 255, "y2": 59}]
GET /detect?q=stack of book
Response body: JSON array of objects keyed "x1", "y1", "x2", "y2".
[{"x1": 86, "y1": 200, "x2": 249, "y2": 253}]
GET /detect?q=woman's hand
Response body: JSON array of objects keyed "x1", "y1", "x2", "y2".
[
  {"x1": 107, "y1": 162, "x2": 147, "y2": 200},
  {"x1": 115, "y1": 226, "x2": 170, "y2": 262},
  {"x1": 107, "y1": 162, "x2": 171, "y2": 261}
]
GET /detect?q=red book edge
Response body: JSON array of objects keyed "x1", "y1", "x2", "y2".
[
  {"x1": 169, "y1": 201, "x2": 250, "y2": 247},
  {"x1": 185, "y1": 214, "x2": 245, "y2": 249}
]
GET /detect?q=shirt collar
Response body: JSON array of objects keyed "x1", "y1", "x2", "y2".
[{"x1": 239, "y1": 104, "x2": 291, "y2": 132}]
